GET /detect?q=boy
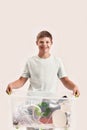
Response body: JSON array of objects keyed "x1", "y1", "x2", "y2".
[{"x1": 6, "y1": 30, "x2": 80, "y2": 129}]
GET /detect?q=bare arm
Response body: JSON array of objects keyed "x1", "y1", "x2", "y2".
[
  {"x1": 6, "y1": 77, "x2": 28, "y2": 94},
  {"x1": 60, "y1": 77, "x2": 80, "y2": 96}
]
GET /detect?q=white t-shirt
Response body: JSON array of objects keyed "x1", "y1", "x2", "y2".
[{"x1": 21, "y1": 55, "x2": 67, "y2": 94}]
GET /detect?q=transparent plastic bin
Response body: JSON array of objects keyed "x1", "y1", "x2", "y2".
[{"x1": 10, "y1": 91, "x2": 74, "y2": 129}]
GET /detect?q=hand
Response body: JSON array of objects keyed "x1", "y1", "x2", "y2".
[
  {"x1": 6, "y1": 84, "x2": 12, "y2": 95},
  {"x1": 73, "y1": 86, "x2": 80, "y2": 97}
]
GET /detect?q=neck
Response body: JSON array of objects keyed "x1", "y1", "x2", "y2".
[{"x1": 38, "y1": 52, "x2": 51, "y2": 59}]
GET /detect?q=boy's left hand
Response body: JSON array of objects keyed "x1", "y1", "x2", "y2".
[{"x1": 73, "y1": 86, "x2": 80, "y2": 97}]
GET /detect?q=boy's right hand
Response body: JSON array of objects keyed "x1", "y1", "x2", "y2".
[{"x1": 6, "y1": 84, "x2": 12, "y2": 95}]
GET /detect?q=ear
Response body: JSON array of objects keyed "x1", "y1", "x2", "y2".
[
  {"x1": 36, "y1": 41, "x2": 38, "y2": 45},
  {"x1": 51, "y1": 41, "x2": 53, "y2": 45}
]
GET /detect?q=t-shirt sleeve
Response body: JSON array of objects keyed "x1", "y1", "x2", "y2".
[
  {"x1": 21, "y1": 61, "x2": 31, "y2": 78},
  {"x1": 57, "y1": 58, "x2": 67, "y2": 78}
]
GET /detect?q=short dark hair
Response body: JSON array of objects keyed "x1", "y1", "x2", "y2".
[{"x1": 36, "y1": 30, "x2": 53, "y2": 42}]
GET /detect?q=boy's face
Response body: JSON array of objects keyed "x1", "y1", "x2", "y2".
[{"x1": 36, "y1": 37, "x2": 53, "y2": 53}]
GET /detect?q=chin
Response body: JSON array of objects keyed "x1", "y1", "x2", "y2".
[
  {"x1": 43, "y1": 48, "x2": 49, "y2": 51},
  {"x1": 43, "y1": 49, "x2": 49, "y2": 53}
]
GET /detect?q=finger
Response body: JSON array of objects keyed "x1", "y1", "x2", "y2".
[
  {"x1": 6, "y1": 87, "x2": 12, "y2": 95},
  {"x1": 75, "y1": 91, "x2": 79, "y2": 97},
  {"x1": 8, "y1": 88, "x2": 12, "y2": 95},
  {"x1": 6, "y1": 89, "x2": 9, "y2": 94}
]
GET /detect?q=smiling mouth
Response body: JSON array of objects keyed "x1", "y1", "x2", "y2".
[{"x1": 40, "y1": 47, "x2": 49, "y2": 49}]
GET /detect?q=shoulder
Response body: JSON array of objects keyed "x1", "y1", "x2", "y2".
[
  {"x1": 52, "y1": 55, "x2": 62, "y2": 63},
  {"x1": 52, "y1": 56, "x2": 65, "y2": 68},
  {"x1": 26, "y1": 56, "x2": 38, "y2": 63}
]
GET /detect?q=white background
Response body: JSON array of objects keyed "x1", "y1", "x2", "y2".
[{"x1": 0, "y1": 0, "x2": 87, "y2": 130}]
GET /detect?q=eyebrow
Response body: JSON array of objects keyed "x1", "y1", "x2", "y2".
[{"x1": 40, "y1": 41, "x2": 44, "y2": 43}]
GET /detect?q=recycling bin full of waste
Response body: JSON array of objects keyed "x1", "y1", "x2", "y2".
[{"x1": 10, "y1": 91, "x2": 74, "y2": 129}]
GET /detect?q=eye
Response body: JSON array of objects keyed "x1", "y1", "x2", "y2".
[
  {"x1": 46, "y1": 41, "x2": 49, "y2": 44},
  {"x1": 40, "y1": 41, "x2": 44, "y2": 44}
]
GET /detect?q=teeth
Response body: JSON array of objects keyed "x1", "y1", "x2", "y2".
[{"x1": 41, "y1": 47, "x2": 48, "y2": 49}]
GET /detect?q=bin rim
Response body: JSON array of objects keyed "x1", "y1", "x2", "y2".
[{"x1": 10, "y1": 90, "x2": 75, "y2": 100}]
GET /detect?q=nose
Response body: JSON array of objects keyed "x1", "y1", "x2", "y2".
[{"x1": 42, "y1": 42, "x2": 47, "y2": 46}]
